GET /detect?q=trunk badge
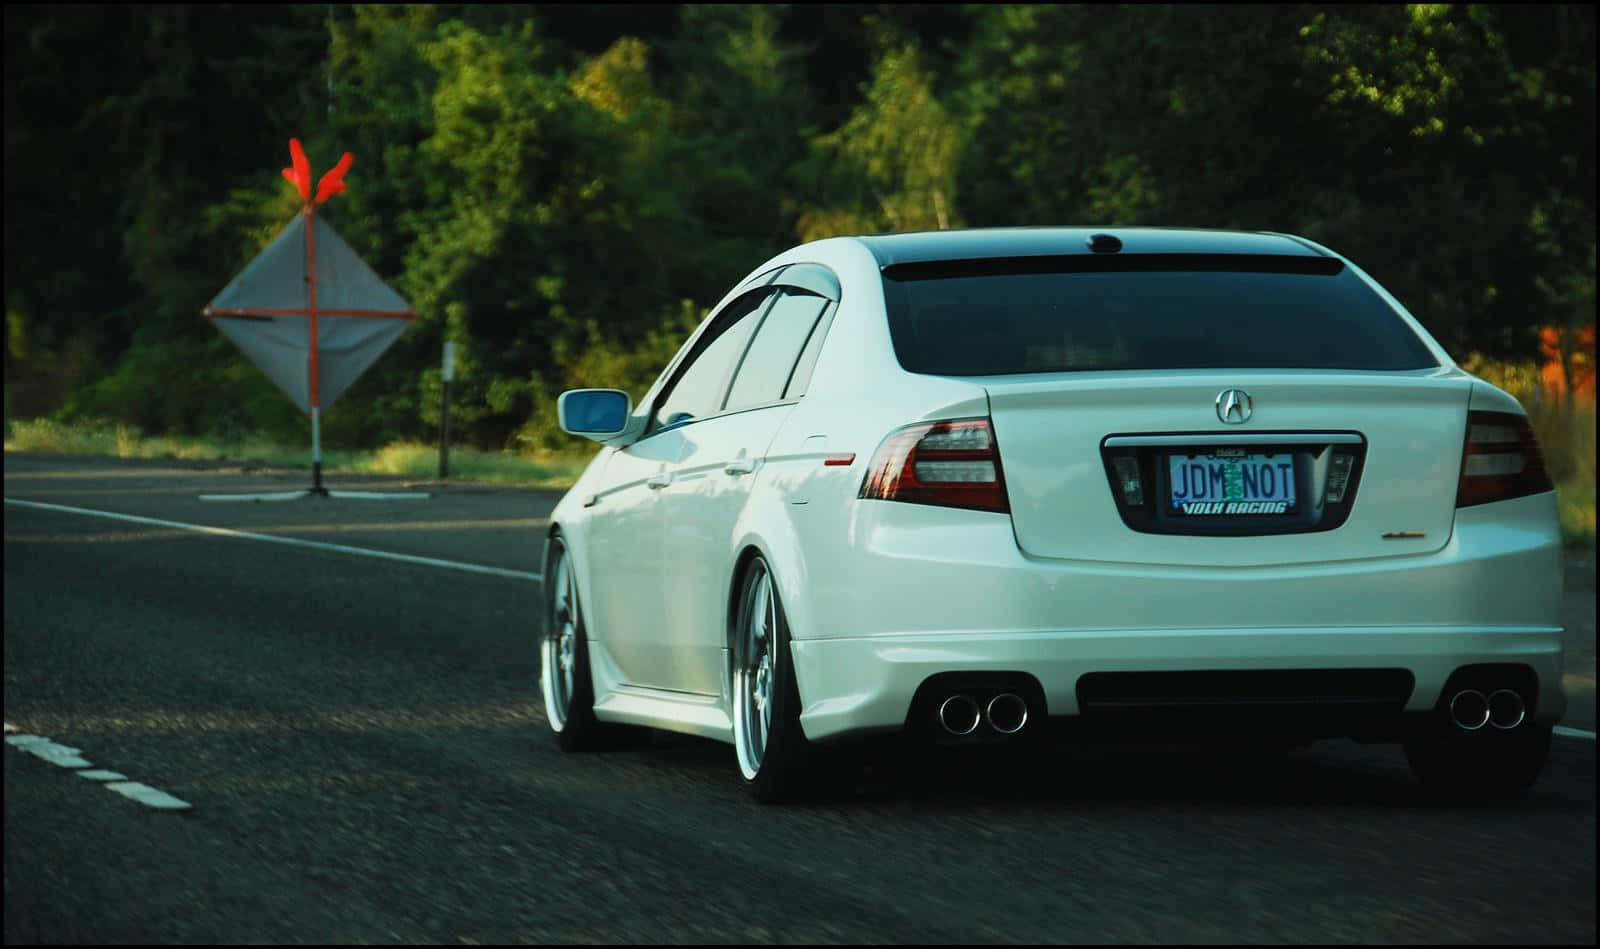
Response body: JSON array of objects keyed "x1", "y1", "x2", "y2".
[{"x1": 1216, "y1": 389, "x2": 1253, "y2": 424}]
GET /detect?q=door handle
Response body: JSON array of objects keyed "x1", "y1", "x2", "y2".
[
  {"x1": 724, "y1": 458, "x2": 757, "y2": 476},
  {"x1": 647, "y1": 472, "x2": 672, "y2": 490}
]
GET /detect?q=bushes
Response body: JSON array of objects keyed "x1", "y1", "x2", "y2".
[{"x1": 59, "y1": 338, "x2": 305, "y2": 445}]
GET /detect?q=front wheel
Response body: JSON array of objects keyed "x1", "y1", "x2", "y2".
[
  {"x1": 541, "y1": 534, "x2": 606, "y2": 752},
  {"x1": 732, "y1": 556, "x2": 816, "y2": 803}
]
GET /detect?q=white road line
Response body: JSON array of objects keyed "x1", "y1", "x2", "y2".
[
  {"x1": 1554, "y1": 725, "x2": 1596, "y2": 741},
  {"x1": 198, "y1": 490, "x2": 321, "y2": 502},
  {"x1": 78, "y1": 770, "x2": 129, "y2": 782},
  {"x1": 198, "y1": 490, "x2": 431, "y2": 501},
  {"x1": 7, "y1": 732, "x2": 190, "y2": 809},
  {"x1": 6, "y1": 735, "x2": 92, "y2": 768},
  {"x1": 105, "y1": 782, "x2": 192, "y2": 810},
  {"x1": 4, "y1": 497, "x2": 543, "y2": 583}
]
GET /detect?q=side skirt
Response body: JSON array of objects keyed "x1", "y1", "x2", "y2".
[{"x1": 589, "y1": 640, "x2": 735, "y2": 743}]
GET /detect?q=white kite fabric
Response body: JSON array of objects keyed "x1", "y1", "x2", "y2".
[{"x1": 205, "y1": 212, "x2": 412, "y2": 412}]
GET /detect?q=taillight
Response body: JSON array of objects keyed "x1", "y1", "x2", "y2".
[
  {"x1": 1456, "y1": 410, "x2": 1552, "y2": 507},
  {"x1": 859, "y1": 418, "x2": 1009, "y2": 513}
]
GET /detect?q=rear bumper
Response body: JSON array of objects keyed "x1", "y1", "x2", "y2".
[
  {"x1": 790, "y1": 624, "x2": 1566, "y2": 741},
  {"x1": 788, "y1": 492, "x2": 1566, "y2": 743}
]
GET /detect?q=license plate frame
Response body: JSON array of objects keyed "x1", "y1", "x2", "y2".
[{"x1": 1166, "y1": 450, "x2": 1297, "y2": 515}]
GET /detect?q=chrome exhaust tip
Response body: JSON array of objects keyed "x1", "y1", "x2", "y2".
[
  {"x1": 985, "y1": 693, "x2": 1029, "y2": 735},
  {"x1": 1448, "y1": 689, "x2": 1490, "y2": 731},
  {"x1": 1487, "y1": 689, "x2": 1526, "y2": 730},
  {"x1": 937, "y1": 694, "x2": 981, "y2": 736}
]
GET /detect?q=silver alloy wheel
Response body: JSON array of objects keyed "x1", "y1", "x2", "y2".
[
  {"x1": 541, "y1": 544, "x2": 578, "y2": 731},
  {"x1": 733, "y1": 560, "x2": 776, "y2": 781}
]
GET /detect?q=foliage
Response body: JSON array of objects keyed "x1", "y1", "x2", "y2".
[
  {"x1": 797, "y1": 43, "x2": 967, "y2": 239},
  {"x1": 3, "y1": 3, "x2": 1593, "y2": 482},
  {"x1": 1459, "y1": 352, "x2": 1595, "y2": 547}
]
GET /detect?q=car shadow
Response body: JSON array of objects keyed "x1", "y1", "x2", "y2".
[{"x1": 624, "y1": 730, "x2": 1584, "y2": 813}]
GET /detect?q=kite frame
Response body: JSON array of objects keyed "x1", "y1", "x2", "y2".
[{"x1": 202, "y1": 203, "x2": 420, "y2": 501}]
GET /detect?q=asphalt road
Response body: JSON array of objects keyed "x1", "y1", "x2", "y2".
[{"x1": 5, "y1": 452, "x2": 1595, "y2": 944}]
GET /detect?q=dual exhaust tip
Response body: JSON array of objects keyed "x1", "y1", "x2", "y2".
[
  {"x1": 937, "y1": 693, "x2": 1029, "y2": 737},
  {"x1": 1448, "y1": 688, "x2": 1526, "y2": 731}
]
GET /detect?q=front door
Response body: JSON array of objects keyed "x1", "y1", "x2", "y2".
[{"x1": 582, "y1": 431, "x2": 684, "y2": 687}]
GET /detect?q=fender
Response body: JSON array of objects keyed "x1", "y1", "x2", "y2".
[
  {"x1": 726, "y1": 466, "x2": 820, "y2": 724},
  {"x1": 544, "y1": 448, "x2": 615, "y2": 644}
]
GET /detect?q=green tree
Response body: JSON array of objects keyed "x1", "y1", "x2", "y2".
[
  {"x1": 955, "y1": 4, "x2": 1595, "y2": 361},
  {"x1": 797, "y1": 42, "x2": 968, "y2": 240}
]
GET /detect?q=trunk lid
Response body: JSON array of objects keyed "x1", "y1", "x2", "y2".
[{"x1": 984, "y1": 369, "x2": 1472, "y2": 566}]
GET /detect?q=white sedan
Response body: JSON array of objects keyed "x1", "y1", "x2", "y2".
[{"x1": 541, "y1": 227, "x2": 1566, "y2": 803}]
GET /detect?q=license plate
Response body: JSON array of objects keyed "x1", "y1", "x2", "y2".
[{"x1": 1168, "y1": 451, "x2": 1295, "y2": 515}]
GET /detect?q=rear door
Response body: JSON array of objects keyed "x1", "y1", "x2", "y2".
[
  {"x1": 655, "y1": 285, "x2": 834, "y2": 695},
  {"x1": 599, "y1": 288, "x2": 775, "y2": 690}
]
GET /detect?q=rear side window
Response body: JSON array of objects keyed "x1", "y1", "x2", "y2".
[
  {"x1": 783, "y1": 303, "x2": 835, "y2": 400},
  {"x1": 881, "y1": 254, "x2": 1437, "y2": 375},
  {"x1": 723, "y1": 290, "x2": 829, "y2": 411}
]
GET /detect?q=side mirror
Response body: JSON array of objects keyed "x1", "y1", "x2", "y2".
[{"x1": 558, "y1": 389, "x2": 632, "y2": 442}]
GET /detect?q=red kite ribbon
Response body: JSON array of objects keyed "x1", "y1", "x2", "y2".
[
  {"x1": 314, "y1": 152, "x2": 354, "y2": 206},
  {"x1": 281, "y1": 138, "x2": 311, "y2": 201},
  {"x1": 281, "y1": 139, "x2": 353, "y2": 205}
]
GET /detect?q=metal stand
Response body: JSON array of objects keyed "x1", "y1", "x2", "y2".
[
  {"x1": 310, "y1": 407, "x2": 329, "y2": 497},
  {"x1": 198, "y1": 408, "x2": 430, "y2": 503}
]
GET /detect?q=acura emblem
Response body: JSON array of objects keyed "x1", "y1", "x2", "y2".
[{"x1": 1216, "y1": 388, "x2": 1253, "y2": 424}]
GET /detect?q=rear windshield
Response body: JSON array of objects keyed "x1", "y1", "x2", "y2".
[{"x1": 880, "y1": 254, "x2": 1438, "y2": 375}]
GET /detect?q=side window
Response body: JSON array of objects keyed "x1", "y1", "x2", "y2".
[
  {"x1": 650, "y1": 290, "x2": 773, "y2": 433},
  {"x1": 782, "y1": 303, "x2": 835, "y2": 399},
  {"x1": 723, "y1": 290, "x2": 829, "y2": 411}
]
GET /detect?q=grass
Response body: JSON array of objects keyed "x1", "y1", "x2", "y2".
[
  {"x1": 5, "y1": 397, "x2": 1595, "y2": 548},
  {"x1": 2, "y1": 418, "x2": 596, "y2": 490}
]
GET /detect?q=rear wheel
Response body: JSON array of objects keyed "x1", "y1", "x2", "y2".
[
  {"x1": 732, "y1": 556, "x2": 816, "y2": 803},
  {"x1": 1403, "y1": 724, "x2": 1552, "y2": 799}
]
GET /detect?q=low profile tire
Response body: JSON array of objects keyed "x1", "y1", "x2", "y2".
[
  {"x1": 541, "y1": 534, "x2": 609, "y2": 752},
  {"x1": 1403, "y1": 723, "x2": 1553, "y2": 800},
  {"x1": 732, "y1": 556, "x2": 817, "y2": 803}
]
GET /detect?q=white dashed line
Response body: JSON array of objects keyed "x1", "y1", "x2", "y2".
[
  {"x1": 4, "y1": 497, "x2": 543, "y2": 583},
  {"x1": 104, "y1": 782, "x2": 192, "y2": 810},
  {"x1": 6, "y1": 731, "x2": 190, "y2": 810},
  {"x1": 77, "y1": 770, "x2": 129, "y2": 782},
  {"x1": 6, "y1": 735, "x2": 92, "y2": 768}
]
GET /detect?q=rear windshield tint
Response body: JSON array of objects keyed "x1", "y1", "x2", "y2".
[{"x1": 880, "y1": 254, "x2": 1437, "y2": 375}]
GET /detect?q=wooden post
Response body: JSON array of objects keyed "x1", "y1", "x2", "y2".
[{"x1": 439, "y1": 340, "x2": 454, "y2": 480}]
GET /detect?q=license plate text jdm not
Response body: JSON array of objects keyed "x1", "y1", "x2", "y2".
[{"x1": 1168, "y1": 452, "x2": 1295, "y2": 515}]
